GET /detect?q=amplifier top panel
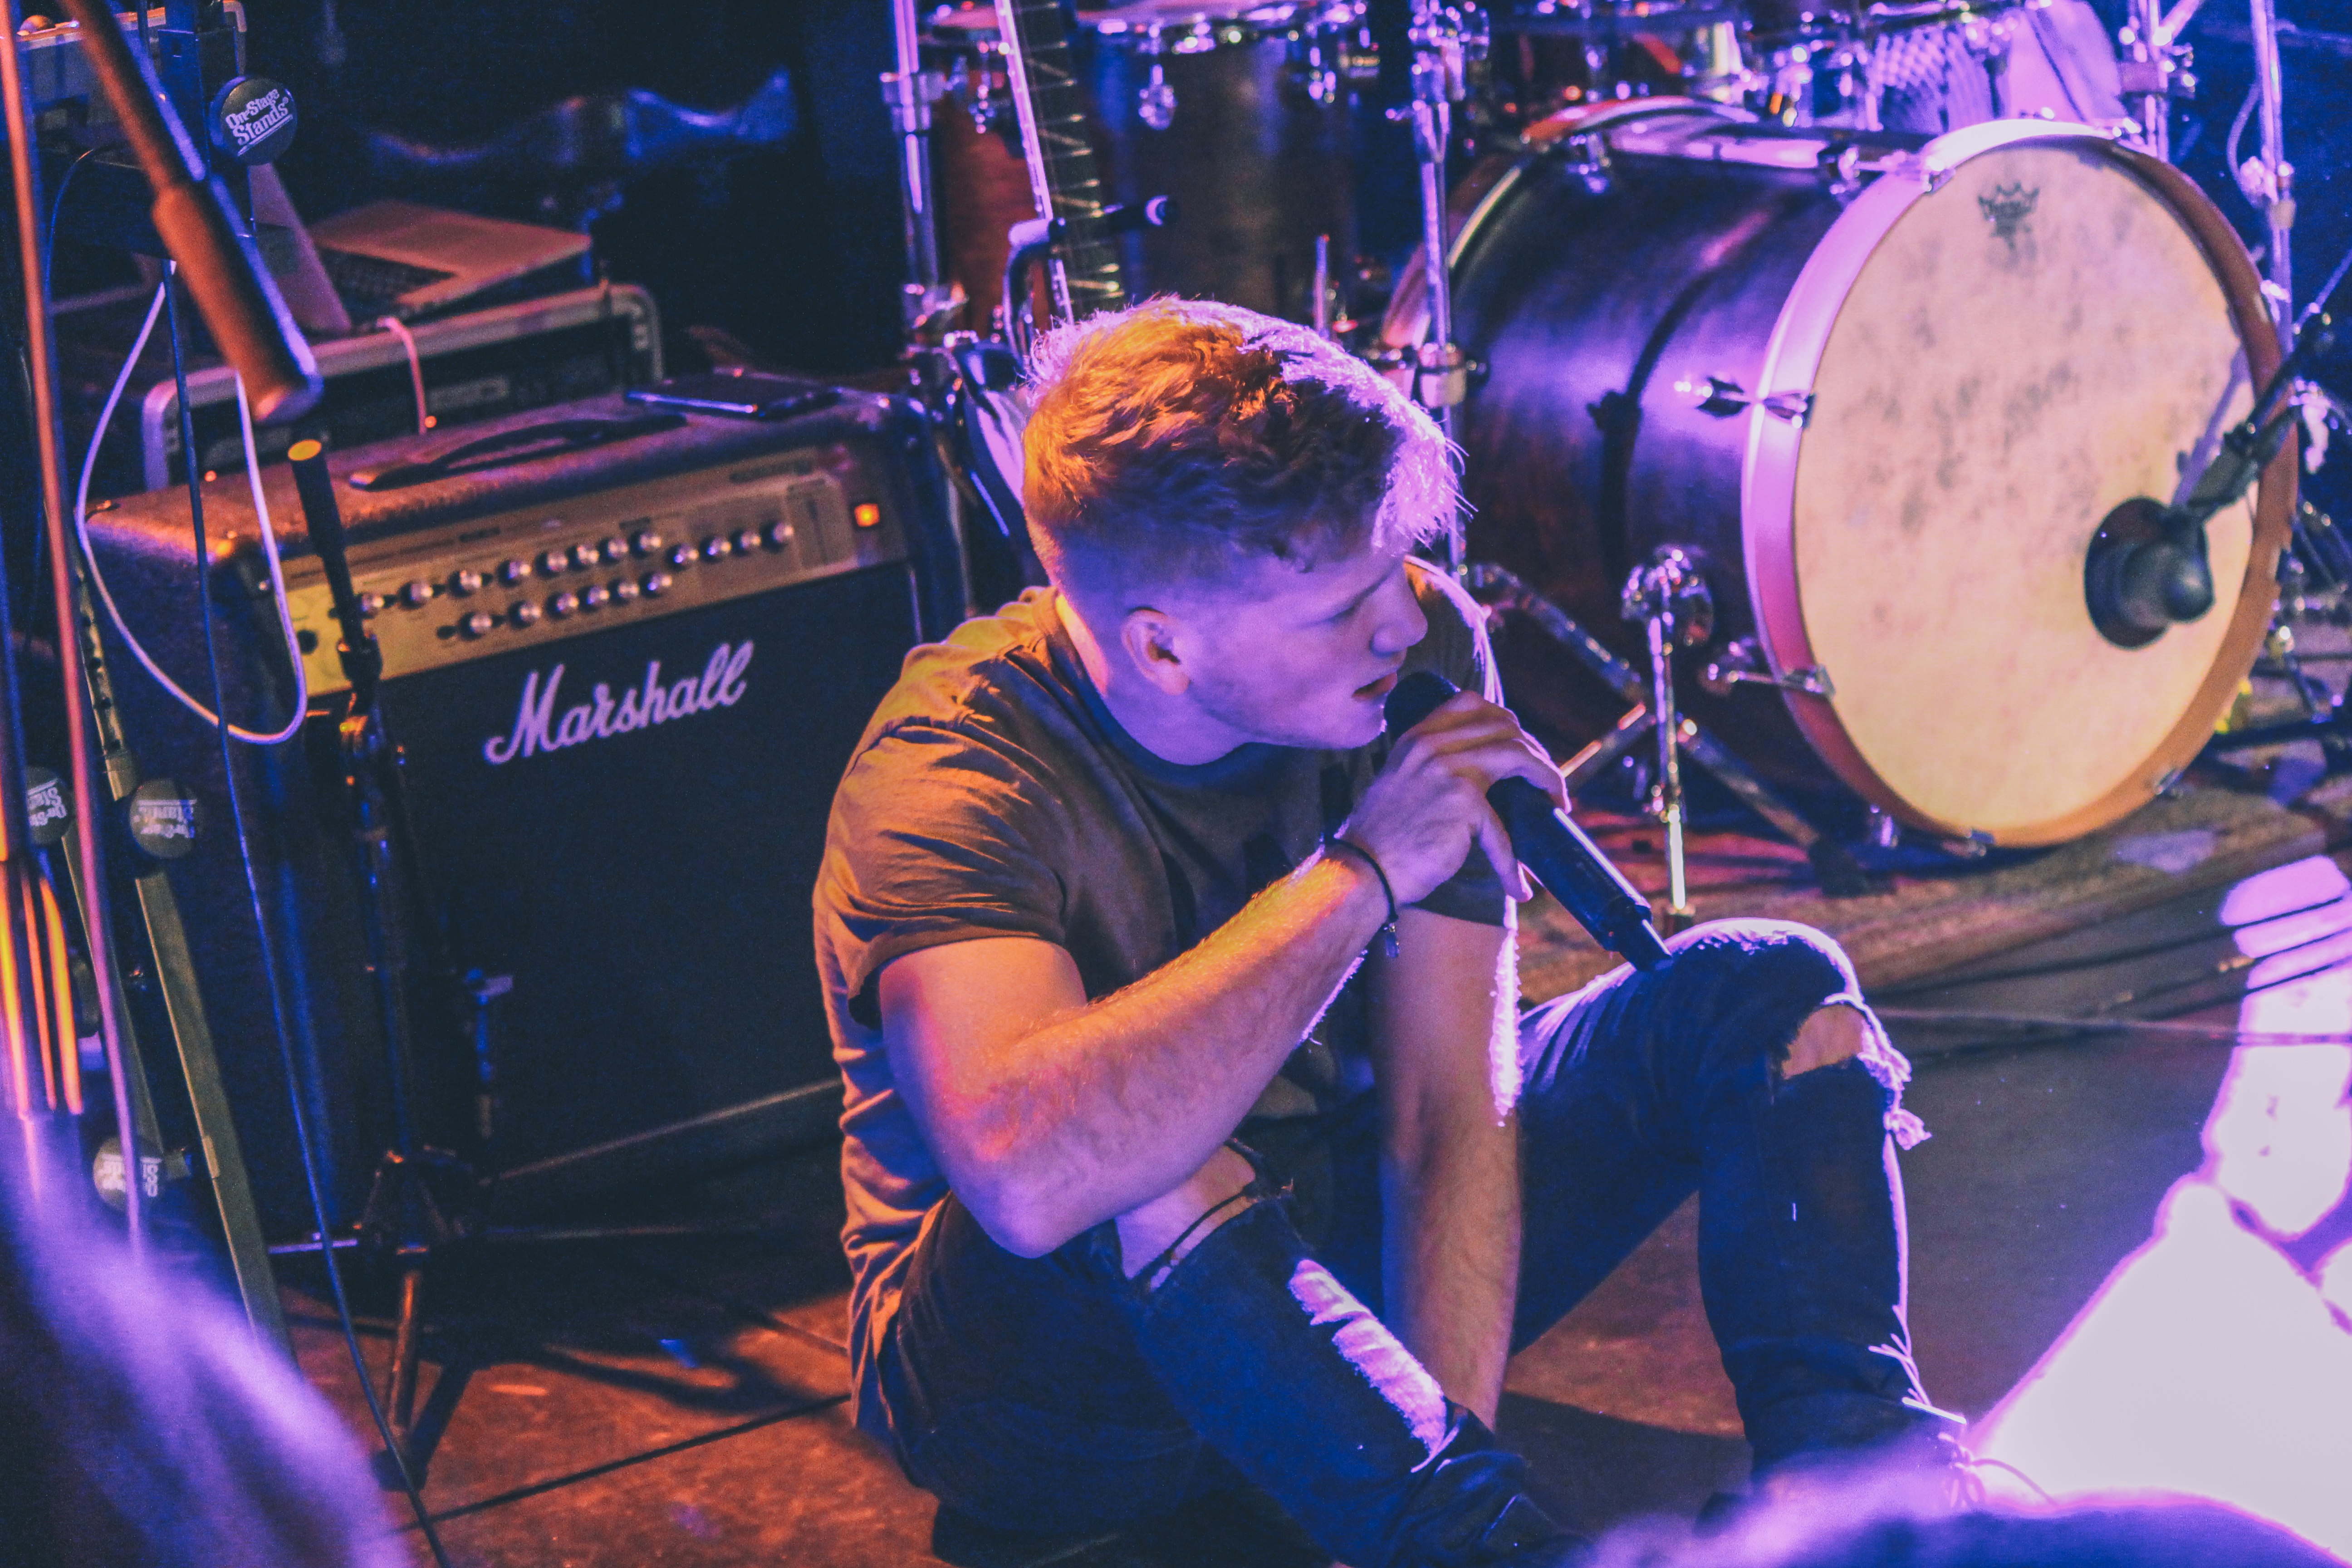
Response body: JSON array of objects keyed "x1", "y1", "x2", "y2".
[{"x1": 88, "y1": 392, "x2": 933, "y2": 693}]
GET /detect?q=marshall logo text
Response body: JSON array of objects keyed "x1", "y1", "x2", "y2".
[{"x1": 484, "y1": 641, "x2": 755, "y2": 765}]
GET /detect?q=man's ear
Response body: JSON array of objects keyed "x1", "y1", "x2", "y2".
[{"x1": 1119, "y1": 606, "x2": 1191, "y2": 696}]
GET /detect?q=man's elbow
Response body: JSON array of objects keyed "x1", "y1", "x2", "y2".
[{"x1": 951, "y1": 1164, "x2": 1082, "y2": 1259}]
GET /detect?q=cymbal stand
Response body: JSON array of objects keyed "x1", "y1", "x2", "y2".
[
  {"x1": 1405, "y1": 0, "x2": 1484, "y2": 573},
  {"x1": 1468, "y1": 561, "x2": 1878, "y2": 903}
]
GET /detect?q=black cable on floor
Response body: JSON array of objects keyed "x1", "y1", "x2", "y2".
[
  {"x1": 1884, "y1": 936, "x2": 2352, "y2": 1058},
  {"x1": 160, "y1": 271, "x2": 456, "y2": 1568}
]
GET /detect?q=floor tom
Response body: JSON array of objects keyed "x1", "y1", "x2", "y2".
[{"x1": 926, "y1": 0, "x2": 1373, "y2": 328}]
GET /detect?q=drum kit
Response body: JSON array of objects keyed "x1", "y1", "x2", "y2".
[{"x1": 881, "y1": 0, "x2": 2333, "y2": 916}]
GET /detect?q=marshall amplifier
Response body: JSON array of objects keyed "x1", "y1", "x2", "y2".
[{"x1": 85, "y1": 392, "x2": 962, "y2": 1229}]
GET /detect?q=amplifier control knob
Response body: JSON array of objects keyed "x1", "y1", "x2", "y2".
[
  {"x1": 500, "y1": 559, "x2": 530, "y2": 585},
  {"x1": 540, "y1": 549, "x2": 570, "y2": 576},
  {"x1": 402, "y1": 579, "x2": 435, "y2": 608},
  {"x1": 549, "y1": 591, "x2": 580, "y2": 618},
  {"x1": 612, "y1": 578, "x2": 642, "y2": 604},
  {"x1": 572, "y1": 542, "x2": 603, "y2": 569},
  {"x1": 633, "y1": 529, "x2": 663, "y2": 556},
  {"x1": 642, "y1": 570, "x2": 672, "y2": 597},
  {"x1": 512, "y1": 601, "x2": 543, "y2": 627},
  {"x1": 703, "y1": 536, "x2": 733, "y2": 561},
  {"x1": 737, "y1": 528, "x2": 764, "y2": 554},
  {"x1": 667, "y1": 544, "x2": 697, "y2": 569},
  {"x1": 767, "y1": 521, "x2": 794, "y2": 548},
  {"x1": 601, "y1": 536, "x2": 630, "y2": 563},
  {"x1": 451, "y1": 568, "x2": 484, "y2": 596},
  {"x1": 357, "y1": 592, "x2": 386, "y2": 617},
  {"x1": 460, "y1": 610, "x2": 496, "y2": 638},
  {"x1": 580, "y1": 584, "x2": 610, "y2": 611}
]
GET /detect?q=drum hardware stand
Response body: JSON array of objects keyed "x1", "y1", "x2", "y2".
[
  {"x1": 2238, "y1": 0, "x2": 2293, "y2": 344},
  {"x1": 1624, "y1": 549, "x2": 1707, "y2": 927},
  {"x1": 2117, "y1": 0, "x2": 2195, "y2": 161},
  {"x1": 1467, "y1": 562, "x2": 1880, "y2": 908},
  {"x1": 266, "y1": 451, "x2": 777, "y2": 1470},
  {"x1": 1403, "y1": 0, "x2": 1485, "y2": 572},
  {"x1": 885, "y1": 0, "x2": 965, "y2": 351},
  {"x1": 1311, "y1": 234, "x2": 1358, "y2": 342},
  {"x1": 1000, "y1": 201, "x2": 1174, "y2": 370}
]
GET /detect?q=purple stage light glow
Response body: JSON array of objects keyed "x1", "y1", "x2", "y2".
[{"x1": 1971, "y1": 855, "x2": 2352, "y2": 1561}]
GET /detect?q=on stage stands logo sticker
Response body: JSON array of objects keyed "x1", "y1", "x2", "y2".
[
  {"x1": 483, "y1": 641, "x2": 755, "y2": 764},
  {"x1": 222, "y1": 86, "x2": 294, "y2": 152}
]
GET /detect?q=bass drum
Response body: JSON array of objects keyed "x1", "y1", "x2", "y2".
[{"x1": 1387, "y1": 103, "x2": 2292, "y2": 846}]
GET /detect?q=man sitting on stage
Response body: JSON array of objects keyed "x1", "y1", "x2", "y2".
[{"x1": 814, "y1": 299, "x2": 1947, "y2": 1567}]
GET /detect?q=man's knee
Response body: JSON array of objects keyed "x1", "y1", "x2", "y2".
[
  {"x1": 1784, "y1": 1002, "x2": 1869, "y2": 1077},
  {"x1": 1669, "y1": 918, "x2": 1855, "y2": 995},
  {"x1": 1664, "y1": 921, "x2": 1902, "y2": 1083}
]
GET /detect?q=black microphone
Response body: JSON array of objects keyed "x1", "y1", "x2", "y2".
[{"x1": 1384, "y1": 672, "x2": 1671, "y2": 970}]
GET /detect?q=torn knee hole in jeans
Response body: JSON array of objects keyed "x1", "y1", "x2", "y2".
[{"x1": 1771, "y1": 997, "x2": 1931, "y2": 1151}]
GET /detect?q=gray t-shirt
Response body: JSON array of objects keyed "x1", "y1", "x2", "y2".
[{"x1": 814, "y1": 560, "x2": 1505, "y2": 1426}]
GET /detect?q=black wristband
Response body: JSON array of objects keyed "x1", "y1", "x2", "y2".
[{"x1": 1324, "y1": 834, "x2": 1400, "y2": 956}]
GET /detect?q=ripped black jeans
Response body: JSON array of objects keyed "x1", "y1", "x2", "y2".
[{"x1": 870, "y1": 921, "x2": 1941, "y2": 1563}]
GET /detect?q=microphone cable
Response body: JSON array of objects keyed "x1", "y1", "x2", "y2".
[
  {"x1": 151, "y1": 274, "x2": 456, "y2": 1568},
  {"x1": 73, "y1": 277, "x2": 308, "y2": 744}
]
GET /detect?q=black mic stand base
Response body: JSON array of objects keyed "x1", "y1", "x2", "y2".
[{"x1": 274, "y1": 1153, "x2": 789, "y2": 1467}]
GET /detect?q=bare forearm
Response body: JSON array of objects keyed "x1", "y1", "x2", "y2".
[
  {"x1": 971, "y1": 852, "x2": 1386, "y2": 1250},
  {"x1": 1383, "y1": 1115, "x2": 1520, "y2": 1426}
]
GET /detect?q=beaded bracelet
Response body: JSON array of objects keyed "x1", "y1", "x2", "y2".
[{"x1": 1324, "y1": 835, "x2": 1400, "y2": 957}]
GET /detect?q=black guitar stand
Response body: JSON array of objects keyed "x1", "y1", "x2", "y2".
[{"x1": 265, "y1": 446, "x2": 776, "y2": 1471}]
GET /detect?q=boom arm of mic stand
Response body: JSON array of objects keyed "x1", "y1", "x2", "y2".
[
  {"x1": 53, "y1": 0, "x2": 321, "y2": 423},
  {"x1": 2164, "y1": 252, "x2": 2350, "y2": 535}
]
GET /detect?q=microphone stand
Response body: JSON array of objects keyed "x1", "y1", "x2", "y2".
[
  {"x1": 2196, "y1": 244, "x2": 2352, "y2": 768},
  {"x1": 51, "y1": 0, "x2": 319, "y2": 421}
]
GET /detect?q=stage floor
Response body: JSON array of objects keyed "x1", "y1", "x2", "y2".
[{"x1": 281, "y1": 826, "x2": 2352, "y2": 1567}]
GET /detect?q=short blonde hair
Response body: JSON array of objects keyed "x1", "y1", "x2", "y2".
[{"x1": 1021, "y1": 299, "x2": 1457, "y2": 593}]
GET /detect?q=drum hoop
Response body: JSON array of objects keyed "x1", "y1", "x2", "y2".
[
  {"x1": 1740, "y1": 123, "x2": 2293, "y2": 845},
  {"x1": 934, "y1": 1, "x2": 1338, "y2": 45},
  {"x1": 1376, "y1": 100, "x2": 1751, "y2": 354}
]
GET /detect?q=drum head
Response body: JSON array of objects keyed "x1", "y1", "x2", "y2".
[{"x1": 1749, "y1": 133, "x2": 2286, "y2": 843}]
